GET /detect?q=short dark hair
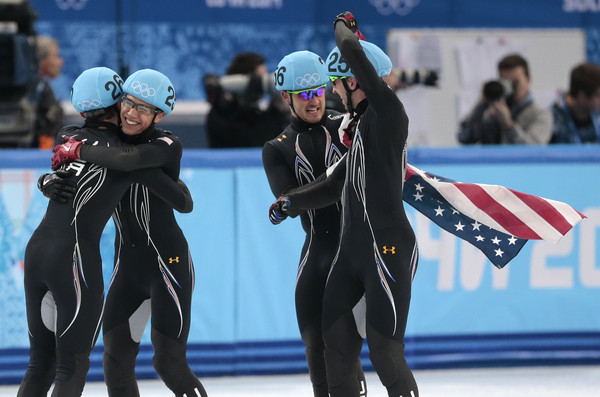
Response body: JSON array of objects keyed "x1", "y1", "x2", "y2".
[
  {"x1": 498, "y1": 53, "x2": 530, "y2": 78},
  {"x1": 569, "y1": 62, "x2": 600, "y2": 97},
  {"x1": 82, "y1": 104, "x2": 119, "y2": 122},
  {"x1": 226, "y1": 52, "x2": 265, "y2": 75}
]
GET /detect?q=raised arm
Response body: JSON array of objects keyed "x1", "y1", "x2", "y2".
[{"x1": 333, "y1": 20, "x2": 395, "y2": 114}]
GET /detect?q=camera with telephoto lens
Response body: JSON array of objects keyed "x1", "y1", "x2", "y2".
[{"x1": 482, "y1": 78, "x2": 514, "y2": 102}]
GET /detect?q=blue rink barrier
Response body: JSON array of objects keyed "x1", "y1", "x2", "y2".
[{"x1": 0, "y1": 145, "x2": 599, "y2": 384}]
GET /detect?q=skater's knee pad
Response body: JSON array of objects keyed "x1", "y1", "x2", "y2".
[
  {"x1": 153, "y1": 344, "x2": 186, "y2": 388},
  {"x1": 152, "y1": 330, "x2": 207, "y2": 397},
  {"x1": 324, "y1": 346, "x2": 358, "y2": 388},
  {"x1": 21, "y1": 347, "x2": 55, "y2": 384},
  {"x1": 305, "y1": 346, "x2": 327, "y2": 386},
  {"x1": 103, "y1": 324, "x2": 140, "y2": 387},
  {"x1": 369, "y1": 346, "x2": 400, "y2": 386},
  {"x1": 51, "y1": 352, "x2": 90, "y2": 397}
]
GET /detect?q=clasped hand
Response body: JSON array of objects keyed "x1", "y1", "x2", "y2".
[
  {"x1": 52, "y1": 137, "x2": 83, "y2": 170},
  {"x1": 269, "y1": 196, "x2": 290, "y2": 225}
]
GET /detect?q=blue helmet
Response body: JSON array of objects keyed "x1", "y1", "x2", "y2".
[
  {"x1": 326, "y1": 40, "x2": 392, "y2": 78},
  {"x1": 71, "y1": 67, "x2": 124, "y2": 112},
  {"x1": 274, "y1": 50, "x2": 328, "y2": 91},
  {"x1": 122, "y1": 69, "x2": 176, "y2": 115}
]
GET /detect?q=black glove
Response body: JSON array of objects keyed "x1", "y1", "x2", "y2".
[
  {"x1": 334, "y1": 11, "x2": 366, "y2": 40},
  {"x1": 37, "y1": 170, "x2": 77, "y2": 203},
  {"x1": 269, "y1": 196, "x2": 290, "y2": 225}
]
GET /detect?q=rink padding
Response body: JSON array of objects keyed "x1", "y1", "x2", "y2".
[
  {"x1": 2, "y1": 332, "x2": 599, "y2": 384},
  {"x1": 2, "y1": 145, "x2": 600, "y2": 170},
  {"x1": 2, "y1": 146, "x2": 599, "y2": 385}
]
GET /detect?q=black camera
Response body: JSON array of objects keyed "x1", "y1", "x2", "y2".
[{"x1": 482, "y1": 78, "x2": 514, "y2": 102}]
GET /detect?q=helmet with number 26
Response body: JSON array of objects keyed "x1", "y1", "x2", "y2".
[
  {"x1": 71, "y1": 67, "x2": 124, "y2": 112},
  {"x1": 274, "y1": 51, "x2": 329, "y2": 92},
  {"x1": 122, "y1": 69, "x2": 176, "y2": 115},
  {"x1": 326, "y1": 40, "x2": 392, "y2": 78}
]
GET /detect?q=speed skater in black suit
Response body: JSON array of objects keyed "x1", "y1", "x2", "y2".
[
  {"x1": 50, "y1": 69, "x2": 208, "y2": 397},
  {"x1": 268, "y1": 12, "x2": 419, "y2": 397},
  {"x1": 262, "y1": 50, "x2": 368, "y2": 396},
  {"x1": 19, "y1": 67, "x2": 192, "y2": 397}
]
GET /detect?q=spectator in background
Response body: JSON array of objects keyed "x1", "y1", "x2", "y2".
[
  {"x1": 205, "y1": 51, "x2": 290, "y2": 148},
  {"x1": 458, "y1": 53, "x2": 552, "y2": 144},
  {"x1": 32, "y1": 35, "x2": 64, "y2": 149},
  {"x1": 550, "y1": 62, "x2": 600, "y2": 144}
]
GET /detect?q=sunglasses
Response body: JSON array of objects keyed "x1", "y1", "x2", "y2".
[
  {"x1": 288, "y1": 85, "x2": 326, "y2": 100},
  {"x1": 122, "y1": 97, "x2": 159, "y2": 115},
  {"x1": 329, "y1": 76, "x2": 347, "y2": 83}
]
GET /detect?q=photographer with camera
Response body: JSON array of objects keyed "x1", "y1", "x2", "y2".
[
  {"x1": 204, "y1": 51, "x2": 290, "y2": 148},
  {"x1": 457, "y1": 53, "x2": 552, "y2": 144},
  {"x1": 550, "y1": 62, "x2": 600, "y2": 144}
]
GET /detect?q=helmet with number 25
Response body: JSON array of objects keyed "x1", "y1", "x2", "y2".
[
  {"x1": 326, "y1": 40, "x2": 392, "y2": 78},
  {"x1": 274, "y1": 51, "x2": 329, "y2": 92},
  {"x1": 122, "y1": 69, "x2": 176, "y2": 115}
]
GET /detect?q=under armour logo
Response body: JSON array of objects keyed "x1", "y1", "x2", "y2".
[
  {"x1": 382, "y1": 245, "x2": 396, "y2": 254},
  {"x1": 169, "y1": 257, "x2": 179, "y2": 263}
]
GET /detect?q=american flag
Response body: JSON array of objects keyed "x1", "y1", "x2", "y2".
[{"x1": 404, "y1": 164, "x2": 586, "y2": 268}]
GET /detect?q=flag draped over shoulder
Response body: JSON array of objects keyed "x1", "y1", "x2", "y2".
[{"x1": 403, "y1": 164, "x2": 586, "y2": 269}]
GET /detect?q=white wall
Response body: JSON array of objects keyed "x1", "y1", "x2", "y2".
[{"x1": 387, "y1": 29, "x2": 586, "y2": 147}]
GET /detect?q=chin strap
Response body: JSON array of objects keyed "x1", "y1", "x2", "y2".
[
  {"x1": 288, "y1": 95, "x2": 298, "y2": 118},
  {"x1": 342, "y1": 78, "x2": 359, "y2": 115}
]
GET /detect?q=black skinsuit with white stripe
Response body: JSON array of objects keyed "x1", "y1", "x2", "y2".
[
  {"x1": 283, "y1": 24, "x2": 420, "y2": 397},
  {"x1": 77, "y1": 126, "x2": 207, "y2": 397},
  {"x1": 19, "y1": 121, "x2": 190, "y2": 397},
  {"x1": 263, "y1": 111, "x2": 368, "y2": 397}
]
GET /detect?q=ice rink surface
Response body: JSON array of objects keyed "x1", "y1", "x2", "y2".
[{"x1": 1, "y1": 365, "x2": 599, "y2": 396}]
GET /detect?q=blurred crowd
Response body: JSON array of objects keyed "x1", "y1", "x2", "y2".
[{"x1": 1, "y1": 0, "x2": 599, "y2": 149}]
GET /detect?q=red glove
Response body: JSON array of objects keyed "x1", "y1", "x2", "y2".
[
  {"x1": 334, "y1": 11, "x2": 366, "y2": 41},
  {"x1": 52, "y1": 137, "x2": 83, "y2": 170}
]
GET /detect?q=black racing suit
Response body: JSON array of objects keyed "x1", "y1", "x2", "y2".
[
  {"x1": 262, "y1": 111, "x2": 367, "y2": 397},
  {"x1": 76, "y1": 125, "x2": 207, "y2": 397},
  {"x1": 19, "y1": 121, "x2": 190, "y2": 397},
  {"x1": 283, "y1": 24, "x2": 419, "y2": 397}
]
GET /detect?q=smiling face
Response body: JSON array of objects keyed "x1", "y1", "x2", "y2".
[
  {"x1": 120, "y1": 94, "x2": 164, "y2": 136},
  {"x1": 282, "y1": 86, "x2": 326, "y2": 124}
]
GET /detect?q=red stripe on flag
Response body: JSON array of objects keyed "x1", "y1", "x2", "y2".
[
  {"x1": 454, "y1": 183, "x2": 542, "y2": 240},
  {"x1": 507, "y1": 188, "x2": 576, "y2": 236},
  {"x1": 405, "y1": 164, "x2": 417, "y2": 179}
]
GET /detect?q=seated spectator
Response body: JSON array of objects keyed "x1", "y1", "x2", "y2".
[
  {"x1": 458, "y1": 53, "x2": 552, "y2": 144},
  {"x1": 32, "y1": 35, "x2": 64, "y2": 149},
  {"x1": 205, "y1": 52, "x2": 290, "y2": 148},
  {"x1": 550, "y1": 62, "x2": 600, "y2": 144}
]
